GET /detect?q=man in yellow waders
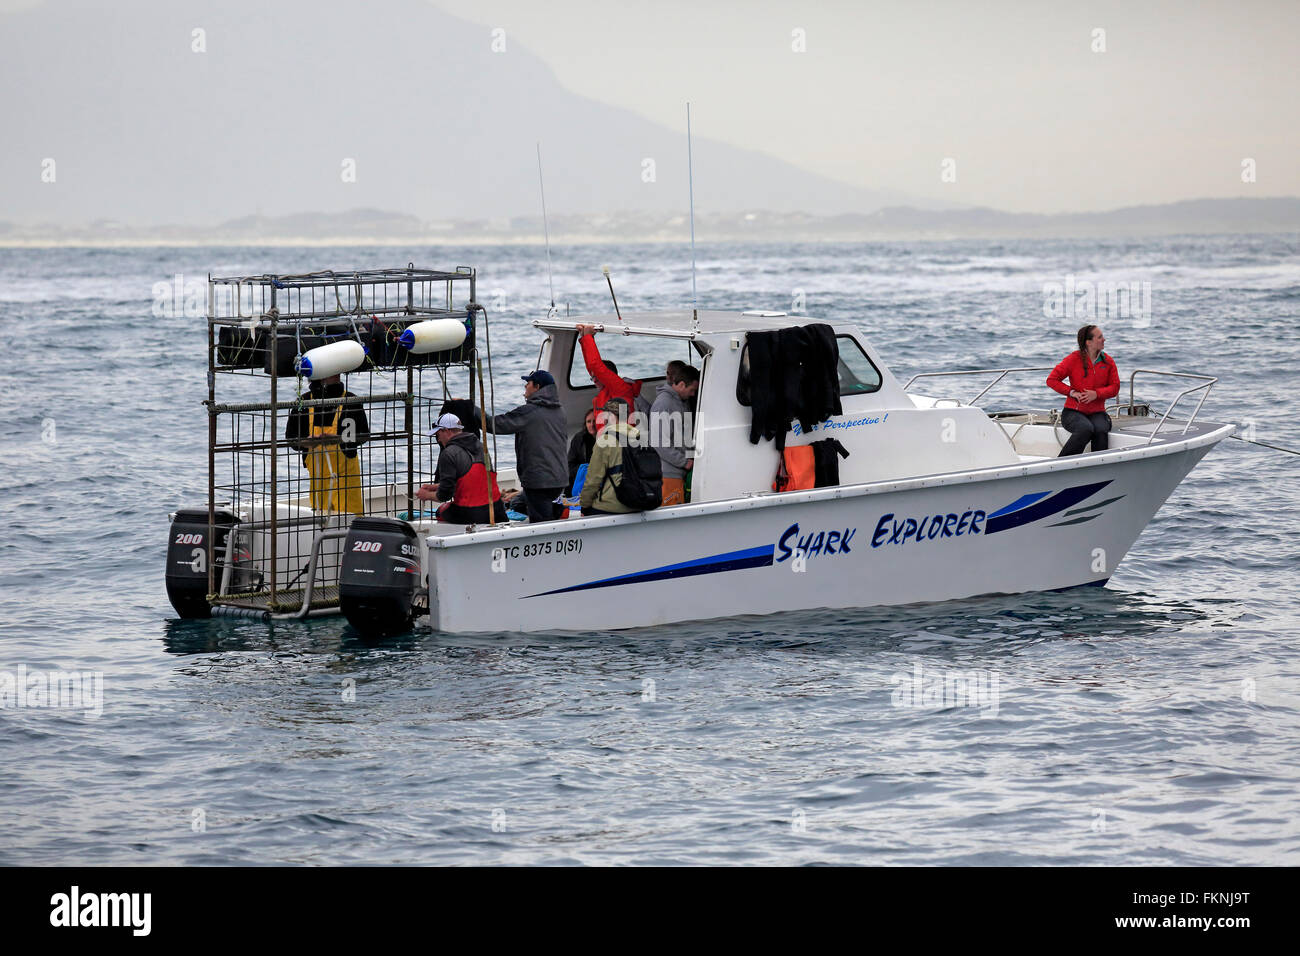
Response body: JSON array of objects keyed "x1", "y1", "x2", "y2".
[{"x1": 285, "y1": 375, "x2": 369, "y2": 514}]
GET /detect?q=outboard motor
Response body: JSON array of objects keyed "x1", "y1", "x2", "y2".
[
  {"x1": 165, "y1": 508, "x2": 239, "y2": 618},
  {"x1": 339, "y1": 517, "x2": 422, "y2": 638}
]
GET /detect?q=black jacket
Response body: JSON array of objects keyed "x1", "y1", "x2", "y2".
[
  {"x1": 285, "y1": 382, "x2": 370, "y2": 460},
  {"x1": 567, "y1": 427, "x2": 596, "y2": 490}
]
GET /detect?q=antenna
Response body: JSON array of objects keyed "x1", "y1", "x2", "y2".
[
  {"x1": 536, "y1": 143, "x2": 556, "y2": 317},
  {"x1": 687, "y1": 101, "x2": 698, "y2": 327},
  {"x1": 601, "y1": 265, "x2": 624, "y2": 323}
]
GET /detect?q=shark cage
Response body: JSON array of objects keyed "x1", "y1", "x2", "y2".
[{"x1": 165, "y1": 265, "x2": 492, "y2": 623}]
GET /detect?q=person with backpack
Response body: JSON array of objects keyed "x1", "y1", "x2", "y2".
[{"x1": 580, "y1": 398, "x2": 661, "y2": 516}]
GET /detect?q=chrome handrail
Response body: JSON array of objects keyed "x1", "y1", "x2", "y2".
[
  {"x1": 1125, "y1": 370, "x2": 1217, "y2": 444},
  {"x1": 903, "y1": 367, "x2": 1054, "y2": 406},
  {"x1": 274, "y1": 528, "x2": 349, "y2": 620},
  {"x1": 903, "y1": 366, "x2": 1218, "y2": 445}
]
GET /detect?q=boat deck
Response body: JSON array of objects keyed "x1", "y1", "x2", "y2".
[
  {"x1": 1111, "y1": 415, "x2": 1226, "y2": 443},
  {"x1": 210, "y1": 585, "x2": 340, "y2": 614}
]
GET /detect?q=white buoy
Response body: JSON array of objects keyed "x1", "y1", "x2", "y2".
[
  {"x1": 295, "y1": 340, "x2": 366, "y2": 380},
  {"x1": 398, "y1": 319, "x2": 468, "y2": 354}
]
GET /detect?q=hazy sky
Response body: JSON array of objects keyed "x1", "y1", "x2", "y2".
[
  {"x1": 1, "y1": 0, "x2": 1296, "y2": 217},
  {"x1": 421, "y1": 0, "x2": 1298, "y2": 213}
]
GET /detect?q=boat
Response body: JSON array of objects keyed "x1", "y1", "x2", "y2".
[{"x1": 166, "y1": 267, "x2": 1233, "y2": 637}]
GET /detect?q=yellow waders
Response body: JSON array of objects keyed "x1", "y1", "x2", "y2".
[{"x1": 305, "y1": 404, "x2": 363, "y2": 515}]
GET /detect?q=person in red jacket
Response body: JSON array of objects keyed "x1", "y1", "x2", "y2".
[
  {"x1": 415, "y1": 413, "x2": 503, "y2": 523},
  {"x1": 1046, "y1": 324, "x2": 1121, "y2": 456},
  {"x1": 575, "y1": 324, "x2": 642, "y2": 413}
]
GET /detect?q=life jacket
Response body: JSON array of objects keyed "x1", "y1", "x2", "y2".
[
  {"x1": 453, "y1": 460, "x2": 502, "y2": 507},
  {"x1": 773, "y1": 445, "x2": 816, "y2": 492}
]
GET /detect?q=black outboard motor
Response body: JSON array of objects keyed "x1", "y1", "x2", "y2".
[
  {"x1": 339, "y1": 516, "x2": 422, "y2": 638},
  {"x1": 165, "y1": 508, "x2": 239, "y2": 618}
]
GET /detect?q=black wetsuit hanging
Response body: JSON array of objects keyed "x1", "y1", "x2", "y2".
[{"x1": 746, "y1": 323, "x2": 842, "y2": 450}]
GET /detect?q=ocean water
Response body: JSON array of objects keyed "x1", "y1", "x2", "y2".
[{"x1": 1, "y1": 235, "x2": 1297, "y2": 865}]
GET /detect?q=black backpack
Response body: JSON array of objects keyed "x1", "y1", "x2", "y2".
[{"x1": 604, "y1": 446, "x2": 663, "y2": 511}]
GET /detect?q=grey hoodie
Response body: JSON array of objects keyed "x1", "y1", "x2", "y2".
[
  {"x1": 481, "y1": 383, "x2": 569, "y2": 489},
  {"x1": 649, "y1": 382, "x2": 693, "y2": 479}
]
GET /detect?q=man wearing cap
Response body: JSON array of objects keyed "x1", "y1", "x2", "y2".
[
  {"x1": 416, "y1": 413, "x2": 503, "y2": 524},
  {"x1": 475, "y1": 369, "x2": 569, "y2": 522}
]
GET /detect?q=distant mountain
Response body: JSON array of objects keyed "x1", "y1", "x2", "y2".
[
  {"x1": 844, "y1": 197, "x2": 1300, "y2": 239},
  {"x1": 0, "y1": 0, "x2": 944, "y2": 228},
  {"x1": 2, "y1": 197, "x2": 1294, "y2": 244}
]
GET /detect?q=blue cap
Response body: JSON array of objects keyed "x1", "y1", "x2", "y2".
[{"x1": 522, "y1": 370, "x2": 555, "y2": 386}]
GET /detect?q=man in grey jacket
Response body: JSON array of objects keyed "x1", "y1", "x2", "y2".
[
  {"x1": 480, "y1": 370, "x2": 570, "y2": 522},
  {"x1": 649, "y1": 364, "x2": 699, "y2": 506}
]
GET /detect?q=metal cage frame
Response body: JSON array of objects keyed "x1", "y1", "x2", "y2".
[{"x1": 200, "y1": 265, "x2": 489, "y2": 616}]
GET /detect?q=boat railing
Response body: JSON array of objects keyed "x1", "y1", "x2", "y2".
[
  {"x1": 903, "y1": 367, "x2": 1054, "y2": 407},
  {"x1": 1125, "y1": 370, "x2": 1217, "y2": 444},
  {"x1": 903, "y1": 366, "x2": 1218, "y2": 444}
]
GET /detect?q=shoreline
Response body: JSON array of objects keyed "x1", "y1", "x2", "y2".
[{"x1": 1, "y1": 225, "x2": 1296, "y2": 249}]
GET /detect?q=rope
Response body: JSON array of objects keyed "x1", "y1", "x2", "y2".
[{"x1": 1229, "y1": 435, "x2": 1300, "y2": 456}]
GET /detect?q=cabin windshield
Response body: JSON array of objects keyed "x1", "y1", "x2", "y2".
[
  {"x1": 566, "y1": 334, "x2": 705, "y2": 392},
  {"x1": 836, "y1": 335, "x2": 883, "y2": 395},
  {"x1": 735, "y1": 334, "x2": 882, "y2": 406}
]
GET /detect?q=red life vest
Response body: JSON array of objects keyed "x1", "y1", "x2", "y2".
[
  {"x1": 773, "y1": 446, "x2": 816, "y2": 492},
  {"x1": 454, "y1": 462, "x2": 502, "y2": 507}
]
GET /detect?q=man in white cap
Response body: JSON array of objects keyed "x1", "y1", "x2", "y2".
[{"x1": 415, "y1": 413, "x2": 503, "y2": 524}]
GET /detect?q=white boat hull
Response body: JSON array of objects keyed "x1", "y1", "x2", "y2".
[{"x1": 422, "y1": 423, "x2": 1231, "y2": 633}]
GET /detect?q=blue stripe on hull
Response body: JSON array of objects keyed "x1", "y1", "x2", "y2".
[
  {"x1": 526, "y1": 544, "x2": 776, "y2": 597},
  {"x1": 528, "y1": 478, "x2": 1118, "y2": 600},
  {"x1": 985, "y1": 480, "x2": 1113, "y2": 534},
  {"x1": 987, "y1": 491, "x2": 1051, "y2": 519}
]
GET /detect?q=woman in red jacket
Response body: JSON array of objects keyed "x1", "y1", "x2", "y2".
[
  {"x1": 574, "y1": 324, "x2": 643, "y2": 413},
  {"x1": 1046, "y1": 325, "x2": 1120, "y2": 456}
]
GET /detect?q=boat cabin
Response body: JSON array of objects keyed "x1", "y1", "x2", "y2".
[{"x1": 530, "y1": 310, "x2": 1023, "y2": 504}]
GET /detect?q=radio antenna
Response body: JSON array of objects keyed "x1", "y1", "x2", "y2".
[
  {"x1": 536, "y1": 142, "x2": 556, "y2": 317},
  {"x1": 601, "y1": 265, "x2": 623, "y2": 324},
  {"x1": 687, "y1": 101, "x2": 698, "y2": 326}
]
